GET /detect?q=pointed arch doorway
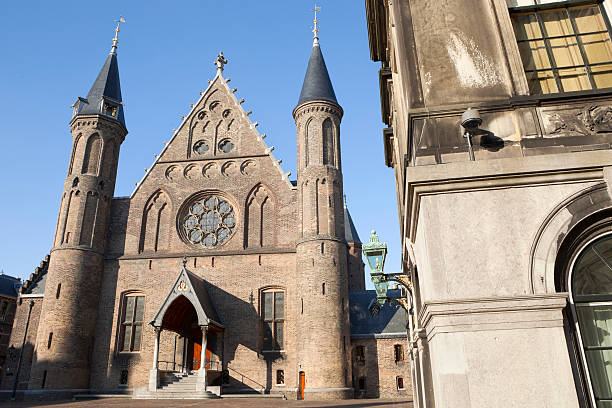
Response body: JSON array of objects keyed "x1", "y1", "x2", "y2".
[{"x1": 148, "y1": 262, "x2": 224, "y2": 393}]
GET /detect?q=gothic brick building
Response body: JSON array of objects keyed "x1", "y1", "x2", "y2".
[{"x1": 2, "y1": 26, "x2": 411, "y2": 401}]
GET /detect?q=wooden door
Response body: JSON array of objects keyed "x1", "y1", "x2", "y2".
[
  {"x1": 205, "y1": 348, "x2": 211, "y2": 369},
  {"x1": 193, "y1": 342, "x2": 201, "y2": 370},
  {"x1": 298, "y1": 371, "x2": 305, "y2": 400}
]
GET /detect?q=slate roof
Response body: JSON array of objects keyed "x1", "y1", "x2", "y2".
[
  {"x1": 21, "y1": 254, "x2": 50, "y2": 296},
  {"x1": 185, "y1": 269, "x2": 222, "y2": 326},
  {"x1": 349, "y1": 290, "x2": 407, "y2": 339},
  {"x1": 344, "y1": 202, "x2": 361, "y2": 244},
  {"x1": 297, "y1": 40, "x2": 338, "y2": 106},
  {"x1": 0, "y1": 274, "x2": 22, "y2": 299},
  {"x1": 75, "y1": 52, "x2": 125, "y2": 126}
]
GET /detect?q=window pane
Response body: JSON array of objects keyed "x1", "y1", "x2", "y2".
[
  {"x1": 275, "y1": 292, "x2": 284, "y2": 320},
  {"x1": 526, "y1": 70, "x2": 558, "y2": 93},
  {"x1": 513, "y1": 13, "x2": 543, "y2": 40},
  {"x1": 122, "y1": 325, "x2": 132, "y2": 351},
  {"x1": 124, "y1": 297, "x2": 135, "y2": 323},
  {"x1": 574, "y1": 238, "x2": 612, "y2": 296},
  {"x1": 507, "y1": 0, "x2": 536, "y2": 7},
  {"x1": 549, "y1": 37, "x2": 584, "y2": 67},
  {"x1": 263, "y1": 292, "x2": 273, "y2": 320},
  {"x1": 275, "y1": 322, "x2": 284, "y2": 349},
  {"x1": 541, "y1": 10, "x2": 574, "y2": 37},
  {"x1": 518, "y1": 40, "x2": 551, "y2": 70},
  {"x1": 581, "y1": 33, "x2": 612, "y2": 65},
  {"x1": 132, "y1": 324, "x2": 142, "y2": 351},
  {"x1": 597, "y1": 401, "x2": 612, "y2": 408},
  {"x1": 585, "y1": 349, "x2": 612, "y2": 400},
  {"x1": 558, "y1": 66, "x2": 591, "y2": 91},
  {"x1": 134, "y1": 297, "x2": 144, "y2": 322},
  {"x1": 591, "y1": 64, "x2": 612, "y2": 88},
  {"x1": 577, "y1": 305, "x2": 612, "y2": 347},
  {"x1": 570, "y1": 6, "x2": 607, "y2": 34},
  {"x1": 263, "y1": 322, "x2": 273, "y2": 350}
]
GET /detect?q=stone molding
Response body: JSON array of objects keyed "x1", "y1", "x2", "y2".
[
  {"x1": 529, "y1": 182, "x2": 612, "y2": 294},
  {"x1": 419, "y1": 293, "x2": 569, "y2": 341},
  {"x1": 405, "y1": 149, "x2": 612, "y2": 242},
  {"x1": 292, "y1": 101, "x2": 343, "y2": 121}
]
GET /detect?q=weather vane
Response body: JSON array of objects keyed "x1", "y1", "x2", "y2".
[
  {"x1": 110, "y1": 17, "x2": 126, "y2": 55},
  {"x1": 215, "y1": 52, "x2": 228, "y2": 73},
  {"x1": 313, "y1": 5, "x2": 321, "y2": 40}
]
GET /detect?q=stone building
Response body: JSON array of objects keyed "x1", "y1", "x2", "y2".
[
  {"x1": 1, "y1": 24, "x2": 411, "y2": 401},
  {"x1": 366, "y1": 0, "x2": 612, "y2": 407}
]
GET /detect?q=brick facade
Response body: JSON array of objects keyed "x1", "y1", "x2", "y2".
[{"x1": 3, "y1": 41, "x2": 412, "y2": 401}]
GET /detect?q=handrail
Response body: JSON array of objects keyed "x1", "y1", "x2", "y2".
[
  {"x1": 226, "y1": 365, "x2": 266, "y2": 390},
  {"x1": 156, "y1": 360, "x2": 185, "y2": 372}
]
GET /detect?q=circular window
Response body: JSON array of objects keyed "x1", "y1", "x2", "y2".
[
  {"x1": 178, "y1": 193, "x2": 237, "y2": 247},
  {"x1": 193, "y1": 140, "x2": 209, "y2": 155},
  {"x1": 219, "y1": 139, "x2": 234, "y2": 154}
]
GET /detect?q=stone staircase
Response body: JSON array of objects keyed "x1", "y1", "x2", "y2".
[{"x1": 133, "y1": 372, "x2": 219, "y2": 399}]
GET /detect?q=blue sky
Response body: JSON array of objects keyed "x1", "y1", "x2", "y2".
[{"x1": 0, "y1": 1, "x2": 401, "y2": 285}]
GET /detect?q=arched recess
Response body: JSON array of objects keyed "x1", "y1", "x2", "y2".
[
  {"x1": 245, "y1": 183, "x2": 276, "y2": 248},
  {"x1": 102, "y1": 139, "x2": 117, "y2": 179},
  {"x1": 68, "y1": 134, "x2": 82, "y2": 175},
  {"x1": 306, "y1": 118, "x2": 317, "y2": 167},
  {"x1": 322, "y1": 118, "x2": 335, "y2": 167},
  {"x1": 530, "y1": 182, "x2": 612, "y2": 294},
  {"x1": 318, "y1": 178, "x2": 329, "y2": 235},
  {"x1": 81, "y1": 134, "x2": 103, "y2": 175},
  {"x1": 80, "y1": 191, "x2": 99, "y2": 247},
  {"x1": 139, "y1": 190, "x2": 172, "y2": 253}
]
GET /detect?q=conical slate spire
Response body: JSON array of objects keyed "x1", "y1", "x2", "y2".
[
  {"x1": 297, "y1": 39, "x2": 338, "y2": 106},
  {"x1": 344, "y1": 197, "x2": 362, "y2": 244},
  {"x1": 75, "y1": 52, "x2": 125, "y2": 126}
]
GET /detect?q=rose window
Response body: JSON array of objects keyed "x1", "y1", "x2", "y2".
[{"x1": 179, "y1": 194, "x2": 237, "y2": 247}]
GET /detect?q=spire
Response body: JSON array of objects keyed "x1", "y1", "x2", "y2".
[
  {"x1": 73, "y1": 20, "x2": 126, "y2": 127},
  {"x1": 297, "y1": 7, "x2": 338, "y2": 106},
  {"x1": 344, "y1": 196, "x2": 362, "y2": 244}
]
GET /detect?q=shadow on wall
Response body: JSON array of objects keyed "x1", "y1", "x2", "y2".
[
  {"x1": 0, "y1": 341, "x2": 35, "y2": 391},
  {"x1": 205, "y1": 281, "x2": 283, "y2": 393}
]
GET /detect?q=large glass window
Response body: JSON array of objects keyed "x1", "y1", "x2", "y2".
[
  {"x1": 121, "y1": 295, "x2": 145, "y2": 352},
  {"x1": 571, "y1": 234, "x2": 612, "y2": 407},
  {"x1": 261, "y1": 289, "x2": 284, "y2": 351},
  {"x1": 510, "y1": 2, "x2": 612, "y2": 94}
]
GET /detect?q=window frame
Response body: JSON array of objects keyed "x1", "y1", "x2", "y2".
[
  {"x1": 509, "y1": 0, "x2": 612, "y2": 94},
  {"x1": 119, "y1": 293, "x2": 145, "y2": 353},
  {"x1": 260, "y1": 287, "x2": 285, "y2": 352},
  {"x1": 394, "y1": 344, "x2": 405, "y2": 363},
  {"x1": 568, "y1": 231, "x2": 612, "y2": 408}
]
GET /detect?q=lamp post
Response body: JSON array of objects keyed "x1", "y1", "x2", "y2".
[{"x1": 362, "y1": 230, "x2": 414, "y2": 314}]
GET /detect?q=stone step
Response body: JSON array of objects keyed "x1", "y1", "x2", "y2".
[
  {"x1": 73, "y1": 394, "x2": 132, "y2": 400},
  {"x1": 133, "y1": 391, "x2": 219, "y2": 399}
]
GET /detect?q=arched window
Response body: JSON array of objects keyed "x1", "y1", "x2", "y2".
[
  {"x1": 260, "y1": 288, "x2": 284, "y2": 351},
  {"x1": 570, "y1": 233, "x2": 612, "y2": 406},
  {"x1": 119, "y1": 293, "x2": 145, "y2": 352}
]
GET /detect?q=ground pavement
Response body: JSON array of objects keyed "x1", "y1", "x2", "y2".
[{"x1": 0, "y1": 398, "x2": 413, "y2": 408}]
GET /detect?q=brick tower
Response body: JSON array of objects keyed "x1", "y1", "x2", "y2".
[
  {"x1": 29, "y1": 25, "x2": 127, "y2": 390},
  {"x1": 294, "y1": 30, "x2": 352, "y2": 399}
]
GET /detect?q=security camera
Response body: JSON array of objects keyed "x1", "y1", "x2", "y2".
[{"x1": 461, "y1": 107, "x2": 482, "y2": 130}]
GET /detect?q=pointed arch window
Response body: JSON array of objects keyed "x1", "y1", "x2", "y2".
[
  {"x1": 82, "y1": 134, "x2": 102, "y2": 175},
  {"x1": 323, "y1": 118, "x2": 335, "y2": 166},
  {"x1": 570, "y1": 233, "x2": 612, "y2": 407}
]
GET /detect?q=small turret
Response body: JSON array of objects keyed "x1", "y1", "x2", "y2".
[
  {"x1": 294, "y1": 10, "x2": 352, "y2": 399},
  {"x1": 29, "y1": 20, "x2": 128, "y2": 390}
]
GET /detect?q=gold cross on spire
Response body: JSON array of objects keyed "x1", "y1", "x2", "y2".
[
  {"x1": 110, "y1": 17, "x2": 126, "y2": 55},
  {"x1": 313, "y1": 5, "x2": 321, "y2": 41}
]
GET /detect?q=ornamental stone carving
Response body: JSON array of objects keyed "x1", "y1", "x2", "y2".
[{"x1": 177, "y1": 192, "x2": 237, "y2": 248}]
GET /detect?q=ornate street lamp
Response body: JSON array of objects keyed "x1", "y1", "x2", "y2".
[{"x1": 363, "y1": 230, "x2": 414, "y2": 314}]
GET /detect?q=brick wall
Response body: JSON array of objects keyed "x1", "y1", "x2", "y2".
[{"x1": 351, "y1": 337, "x2": 412, "y2": 399}]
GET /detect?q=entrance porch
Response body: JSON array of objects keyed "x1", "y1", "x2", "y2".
[{"x1": 141, "y1": 261, "x2": 224, "y2": 399}]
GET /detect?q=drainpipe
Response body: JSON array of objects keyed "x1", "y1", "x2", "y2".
[{"x1": 11, "y1": 300, "x2": 34, "y2": 400}]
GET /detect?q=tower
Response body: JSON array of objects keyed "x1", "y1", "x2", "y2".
[
  {"x1": 294, "y1": 20, "x2": 352, "y2": 399},
  {"x1": 29, "y1": 22, "x2": 127, "y2": 390}
]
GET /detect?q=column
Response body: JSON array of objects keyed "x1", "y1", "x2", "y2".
[
  {"x1": 149, "y1": 326, "x2": 162, "y2": 391},
  {"x1": 196, "y1": 325, "x2": 208, "y2": 392}
]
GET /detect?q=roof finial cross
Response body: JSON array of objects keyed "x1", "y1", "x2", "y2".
[
  {"x1": 313, "y1": 5, "x2": 321, "y2": 43},
  {"x1": 215, "y1": 52, "x2": 228, "y2": 73},
  {"x1": 110, "y1": 17, "x2": 126, "y2": 55}
]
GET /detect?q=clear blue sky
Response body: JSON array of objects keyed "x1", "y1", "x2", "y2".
[{"x1": 0, "y1": 0, "x2": 401, "y2": 285}]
